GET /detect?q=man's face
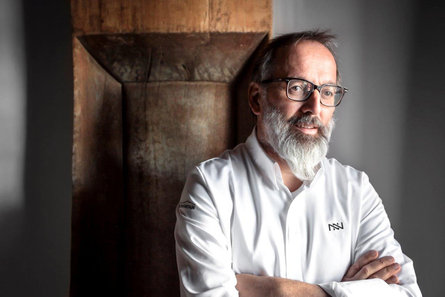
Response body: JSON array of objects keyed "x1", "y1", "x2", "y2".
[
  {"x1": 250, "y1": 40, "x2": 338, "y2": 180},
  {"x1": 258, "y1": 40, "x2": 337, "y2": 136}
]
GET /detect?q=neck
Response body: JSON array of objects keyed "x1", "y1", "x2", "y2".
[{"x1": 256, "y1": 129, "x2": 303, "y2": 192}]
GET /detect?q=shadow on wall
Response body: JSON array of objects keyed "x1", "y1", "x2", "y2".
[
  {"x1": 400, "y1": 1, "x2": 445, "y2": 296},
  {"x1": 0, "y1": 0, "x2": 72, "y2": 296}
]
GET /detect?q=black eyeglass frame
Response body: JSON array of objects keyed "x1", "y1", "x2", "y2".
[{"x1": 261, "y1": 77, "x2": 348, "y2": 107}]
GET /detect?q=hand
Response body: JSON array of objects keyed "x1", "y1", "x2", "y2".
[
  {"x1": 342, "y1": 250, "x2": 401, "y2": 284},
  {"x1": 236, "y1": 274, "x2": 329, "y2": 297}
]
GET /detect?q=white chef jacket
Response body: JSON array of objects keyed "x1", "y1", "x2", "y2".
[{"x1": 175, "y1": 129, "x2": 421, "y2": 297}]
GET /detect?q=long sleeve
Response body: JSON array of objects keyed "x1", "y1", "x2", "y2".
[
  {"x1": 174, "y1": 166, "x2": 238, "y2": 297},
  {"x1": 319, "y1": 173, "x2": 422, "y2": 297}
]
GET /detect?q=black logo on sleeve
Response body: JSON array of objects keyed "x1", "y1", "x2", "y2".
[
  {"x1": 179, "y1": 201, "x2": 196, "y2": 210},
  {"x1": 328, "y1": 222, "x2": 344, "y2": 231}
]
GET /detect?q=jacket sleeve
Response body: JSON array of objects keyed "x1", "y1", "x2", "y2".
[
  {"x1": 174, "y1": 166, "x2": 238, "y2": 297},
  {"x1": 319, "y1": 173, "x2": 422, "y2": 297}
]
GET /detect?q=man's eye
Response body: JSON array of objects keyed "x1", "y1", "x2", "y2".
[
  {"x1": 290, "y1": 85, "x2": 303, "y2": 92},
  {"x1": 289, "y1": 82, "x2": 307, "y2": 93},
  {"x1": 322, "y1": 89, "x2": 334, "y2": 97}
]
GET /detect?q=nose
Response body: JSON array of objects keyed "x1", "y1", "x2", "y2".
[{"x1": 300, "y1": 89, "x2": 322, "y2": 115}]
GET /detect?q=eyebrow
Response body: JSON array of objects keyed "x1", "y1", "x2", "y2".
[{"x1": 287, "y1": 77, "x2": 338, "y2": 86}]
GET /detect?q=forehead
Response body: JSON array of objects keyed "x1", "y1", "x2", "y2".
[{"x1": 272, "y1": 40, "x2": 337, "y2": 82}]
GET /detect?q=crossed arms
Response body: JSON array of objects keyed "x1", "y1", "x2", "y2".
[{"x1": 235, "y1": 250, "x2": 401, "y2": 297}]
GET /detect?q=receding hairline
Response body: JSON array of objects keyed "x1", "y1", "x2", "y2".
[
  {"x1": 251, "y1": 30, "x2": 341, "y2": 83},
  {"x1": 270, "y1": 40, "x2": 338, "y2": 78}
]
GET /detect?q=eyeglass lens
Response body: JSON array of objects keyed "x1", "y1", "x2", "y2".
[{"x1": 287, "y1": 79, "x2": 343, "y2": 106}]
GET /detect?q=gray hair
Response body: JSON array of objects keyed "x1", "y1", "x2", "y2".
[{"x1": 252, "y1": 30, "x2": 340, "y2": 83}]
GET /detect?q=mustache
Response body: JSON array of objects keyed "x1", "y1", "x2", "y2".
[{"x1": 288, "y1": 114, "x2": 324, "y2": 128}]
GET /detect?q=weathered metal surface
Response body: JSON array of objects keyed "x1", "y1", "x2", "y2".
[
  {"x1": 71, "y1": 38, "x2": 125, "y2": 296},
  {"x1": 71, "y1": 0, "x2": 271, "y2": 35},
  {"x1": 123, "y1": 81, "x2": 232, "y2": 296},
  {"x1": 79, "y1": 32, "x2": 267, "y2": 83}
]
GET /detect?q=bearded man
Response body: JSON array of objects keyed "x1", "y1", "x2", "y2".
[{"x1": 174, "y1": 31, "x2": 421, "y2": 297}]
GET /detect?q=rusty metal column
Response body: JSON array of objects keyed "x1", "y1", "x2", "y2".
[{"x1": 70, "y1": 1, "x2": 271, "y2": 296}]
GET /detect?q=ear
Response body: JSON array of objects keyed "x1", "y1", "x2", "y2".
[{"x1": 248, "y1": 82, "x2": 262, "y2": 116}]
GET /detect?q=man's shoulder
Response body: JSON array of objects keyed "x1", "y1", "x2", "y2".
[
  {"x1": 322, "y1": 157, "x2": 369, "y2": 184},
  {"x1": 182, "y1": 143, "x2": 250, "y2": 207},
  {"x1": 194, "y1": 142, "x2": 250, "y2": 178},
  {"x1": 321, "y1": 158, "x2": 377, "y2": 210}
]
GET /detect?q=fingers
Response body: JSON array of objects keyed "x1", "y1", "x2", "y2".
[
  {"x1": 342, "y1": 250, "x2": 379, "y2": 280},
  {"x1": 369, "y1": 262, "x2": 401, "y2": 282},
  {"x1": 385, "y1": 275, "x2": 400, "y2": 285},
  {"x1": 354, "y1": 256, "x2": 396, "y2": 280},
  {"x1": 342, "y1": 251, "x2": 402, "y2": 284}
]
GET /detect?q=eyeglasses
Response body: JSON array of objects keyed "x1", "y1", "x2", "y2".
[{"x1": 261, "y1": 77, "x2": 348, "y2": 107}]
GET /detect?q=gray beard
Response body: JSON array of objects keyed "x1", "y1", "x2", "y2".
[{"x1": 262, "y1": 103, "x2": 334, "y2": 181}]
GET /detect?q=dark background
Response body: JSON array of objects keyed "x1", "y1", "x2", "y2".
[{"x1": 0, "y1": 0, "x2": 443, "y2": 296}]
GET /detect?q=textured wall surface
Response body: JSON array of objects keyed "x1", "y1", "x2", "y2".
[{"x1": 70, "y1": 1, "x2": 271, "y2": 296}]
